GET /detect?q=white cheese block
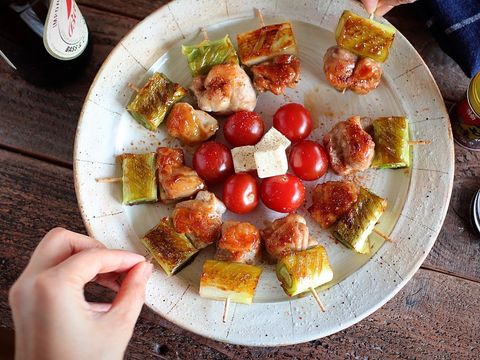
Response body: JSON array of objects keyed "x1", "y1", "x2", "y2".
[
  {"x1": 231, "y1": 146, "x2": 256, "y2": 173},
  {"x1": 254, "y1": 146, "x2": 288, "y2": 178},
  {"x1": 256, "y1": 127, "x2": 291, "y2": 151}
]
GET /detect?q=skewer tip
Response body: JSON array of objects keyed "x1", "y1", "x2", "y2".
[
  {"x1": 95, "y1": 176, "x2": 122, "y2": 183},
  {"x1": 369, "y1": 12, "x2": 374, "y2": 20},
  {"x1": 408, "y1": 140, "x2": 432, "y2": 146},
  {"x1": 223, "y1": 297, "x2": 231, "y2": 323},
  {"x1": 373, "y1": 228, "x2": 394, "y2": 242},
  {"x1": 128, "y1": 82, "x2": 140, "y2": 93},
  {"x1": 309, "y1": 287, "x2": 326, "y2": 312},
  {"x1": 255, "y1": 8, "x2": 266, "y2": 27}
]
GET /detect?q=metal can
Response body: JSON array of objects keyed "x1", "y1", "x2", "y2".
[{"x1": 450, "y1": 72, "x2": 480, "y2": 151}]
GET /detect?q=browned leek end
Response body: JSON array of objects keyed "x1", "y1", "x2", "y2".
[
  {"x1": 199, "y1": 260, "x2": 262, "y2": 304},
  {"x1": 335, "y1": 11, "x2": 395, "y2": 63},
  {"x1": 127, "y1": 72, "x2": 188, "y2": 131},
  {"x1": 120, "y1": 152, "x2": 157, "y2": 205},
  {"x1": 141, "y1": 217, "x2": 198, "y2": 276},
  {"x1": 276, "y1": 246, "x2": 333, "y2": 297},
  {"x1": 237, "y1": 22, "x2": 297, "y2": 66}
]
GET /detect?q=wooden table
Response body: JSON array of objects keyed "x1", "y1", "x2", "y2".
[{"x1": 1, "y1": 1, "x2": 479, "y2": 358}]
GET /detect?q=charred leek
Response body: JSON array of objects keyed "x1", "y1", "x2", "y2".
[
  {"x1": 332, "y1": 187, "x2": 387, "y2": 254},
  {"x1": 371, "y1": 116, "x2": 410, "y2": 169},
  {"x1": 127, "y1": 72, "x2": 187, "y2": 131},
  {"x1": 182, "y1": 35, "x2": 238, "y2": 77},
  {"x1": 121, "y1": 153, "x2": 157, "y2": 205},
  {"x1": 199, "y1": 260, "x2": 262, "y2": 304},
  {"x1": 141, "y1": 217, "x2": 198, "y2": 276},
  {"x1": 335, "y1": 11, "x2": 395, "y2": 63},
  {"x1": 276, "y1": 246, "x2": 333, "y2": 297}
]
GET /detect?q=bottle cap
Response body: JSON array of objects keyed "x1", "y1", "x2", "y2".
[{"x1": 468, "y1": 72, "x2": 480, "y2": 117}]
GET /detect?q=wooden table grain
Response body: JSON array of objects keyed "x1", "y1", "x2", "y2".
[{"x1": 1, "y1": 2, "x2": 479, "y2": 359}]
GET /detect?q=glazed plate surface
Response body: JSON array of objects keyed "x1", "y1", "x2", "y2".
[{"x1": 74, "y1": 0, "x2": 454, "y2": 346}]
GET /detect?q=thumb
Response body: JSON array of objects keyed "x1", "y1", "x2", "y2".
[{"x1": 107, "y1": 262, "x2": 153, "y2": 329}]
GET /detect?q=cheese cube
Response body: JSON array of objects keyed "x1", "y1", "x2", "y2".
[
  {"x1": 256, "y1": 127, "x2": 291, "y2": 151},
  {"x1": 254, "y1": 146, "x2": 288, "y2": 178},
  {"x1": 231, "y1": 146, "x2": 256, "y2": 173}
]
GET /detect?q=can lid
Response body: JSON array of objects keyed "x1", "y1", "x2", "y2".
[{"x1": 468, "y1": 72, "x2": 480, "y2": 117}]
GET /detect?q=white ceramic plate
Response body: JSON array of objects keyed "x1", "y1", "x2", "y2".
[{"x1": 74, "y1": 0, "x2": 454, "y2": 346}]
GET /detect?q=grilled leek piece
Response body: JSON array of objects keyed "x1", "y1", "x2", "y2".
[
  {"x1": 182, "y1": 35, "x2": 238, "y2": 77},
  {"x1": 276, "y1": 246, "x2": 333, "y2": 297},
  {"x1": 199, "y1": 260, "x2": 262, "y2": 304},
  {"x1": 127, "y1": 72, "x2": 188, "y2": 131},
  {"x1": 332, "y1": 187, "x2": 387, "y2": 254},
  {"x1": 335, "y1": 10, "x2": 395, "y2": 63},
  {"x1": 237, "y1": 23, "x2": 297, "y2": 66},
  {"x1": 141, "y1": 217, "x2": 198, "y2": 276},
  {"x1": 121, "y1": 153, "x2": 157, "y2": 205},
  {"x1": 371, "y1": 116, "x2": 410, "y2": 169}
]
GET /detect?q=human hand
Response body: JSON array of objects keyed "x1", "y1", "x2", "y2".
[
  {"x1": 9, "y1": 228, "x2": 153, "y2": 360},
  {"x1": 361, "y1": 0, "x2": 417, "y2": 17}
]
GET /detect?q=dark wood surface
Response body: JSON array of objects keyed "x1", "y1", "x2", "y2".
[{"x1": 1, "y1": 1, "x2": 479, "y2": 359}]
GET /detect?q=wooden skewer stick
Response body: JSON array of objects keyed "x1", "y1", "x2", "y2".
[
  {"x1": 222, "y1": 297, "x2": 231, "y2": 323},
  {"x1": 128, "y1": 82, "x2": 140, "y2": 93},
  {"x1": 200, "y1": 27, "x2": 209, "y2": 41},
  {"x1": 96, "y1": 177, "x2": 122, "y2": 183},
  {"x1": 369, "y1": 12, "x2": 374, "y2": 20},
  {"x1": 255, "y1": 8, "x2": 266, "y2": 27},
  {"x1": 373, "y1": 228, "x2": 394, "y2": 242},
  {"x1": 408, "y1": 140, "x2": 432, "y2": 146},
  {"x1": 309, "y1": 287, "x2": 326, "y2": 312},
  {"x1": 341, "y1": 88, "x2": 347, "y2": 94}
]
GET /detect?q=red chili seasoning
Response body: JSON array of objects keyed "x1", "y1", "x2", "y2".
[{"x1": 450, "y1": 72, "x2": 480, "y2": 150}]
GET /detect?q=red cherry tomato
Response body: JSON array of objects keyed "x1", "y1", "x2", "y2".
[
  {"x1": 260, "y1": 174, "x2": 305, "y2": 213},
  {"x1": 193, "y1": 141, "x2": 233, "y2": 184},
  {"x1": 289, "y1": 140, "x2": 329, "y2": 181},
  {"x1": 273, "y1": 103, "x2": 313, "y2": 142},
  {"x1": 222, "y1": 173, "x2": 259, "y2": 214},
  {"x1": 223, "y1": 111, "x2": 265, "y2": 146}
]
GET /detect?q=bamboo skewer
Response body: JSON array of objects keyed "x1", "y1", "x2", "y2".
[
  {"x1": 96, "y1": 177, "x2": 122, "y2": 183},
  {"x1": 128, "y1": 83, "x2": 140, "y2": 93},
  {"x1": 373, "y1": 228, "x2": 394, "y2": 242},
  {"x1": 222, "y1": 297, "x2": 231, "y2": 323},
  {"x1": 369, "y1": 12, "x2": 374, "y2": 20},
  {"x1": 408, "y1": 140, "x2": 432, "y2": 146},
  {"x1": 255, "y1": 8, "x2": 266, "y2": 27},
  {"x1": 309, "y1": 287, "x2": 326, "y2": 312},
  {"x1": 200, "y1": 27, "x2": 209, "y2": 41}
]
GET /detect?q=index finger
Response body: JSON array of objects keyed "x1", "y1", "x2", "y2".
[
  {"x1": 50, "y1": 248, "x2": 146, "y2": 287},
  {"x1": 25, "y1": 228, "x2": 105, "y2": 275}
]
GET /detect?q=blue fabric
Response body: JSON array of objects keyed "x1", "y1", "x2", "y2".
[{"x1": 426, "y1": 0, "x2": 480, "y2": 78}]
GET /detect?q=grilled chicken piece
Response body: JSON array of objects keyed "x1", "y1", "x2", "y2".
[
  {"x1": 308, "y1": 181, "x2": 359, "y2": 229},
  {"x1": 251, "y1": 54, "x2": 300, "y2": 95},
  {"x1": 156, "y1": 147, "x2": 205, "y2": 203},
  {"x1": 323, "y1": 116, "x2": 375, "y2": 175},
  {"x1": 323, "y1": 46, "x2": 358, "y2": 91},
  {"x1": 171, "y1": 191, "x2": 226, "y2": 249},
  {"x1": 215, "y1": 221, "x2": 261, "y2": 265},
  {"x1": 190, "y1": 63, "x2": 257, "y2": 114},
  {"x1": 261, "y1": 214, "x2": 317, "y2": 262},
  {"x1": 166, "y1": 103, "x2": 219, "y2": 145},
  {"x1": 350, "y1": 57, "x2": 383, "y2": 94}
]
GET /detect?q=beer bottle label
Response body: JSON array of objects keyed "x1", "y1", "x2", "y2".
[{"x1": 43, "y1": 0, "x2": 89, "y2": 60}]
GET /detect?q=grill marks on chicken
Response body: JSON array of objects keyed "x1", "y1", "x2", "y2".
[
  {"x1": 251, "y1": 54, "x2": 301, "y2": 95},
  {"x1": 156, "y1": 147, "x2": 205, "y2": 203},
  {"x1": 261, "y1": 214, "x2": 318, "y2": 261},
  {"x1": 308, "y1": 180, "x2": 359, "y2": 229},
  {"x1": 215, "y1": 221, "x2": 261, "y2": 264},
  {"x1": 171, "y1": 191, "x2": 226, "y2": 249},
  {"x1": 323, "y1": 116, "x2": 375, "y2": 175},
  {"x1": 190, "y1": 63, "x2": 257, "y2": 114},
  {"x1": 323, "y1": 45, "x2": 382, "y2": 94}
]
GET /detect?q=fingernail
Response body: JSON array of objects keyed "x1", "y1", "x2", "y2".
[{"x1": 143, "y1": 262, "x2": 153, "y2": 280}]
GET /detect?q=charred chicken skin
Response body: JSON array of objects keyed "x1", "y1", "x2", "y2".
[
  {"x1": 171, "y1": 191, "x2": 226, "y2": 249},
  {"x1": 156, "y1": 147, "x2": 205, "y2": 203},
  {"x1": 251, "y1": 54, "x2": 300, "y2": 95},
  {"x1": 190, "y1": 63, "x2": 257, "y2": 114},
  {"x1": 323, "y1": 116, "x2": 375, "y2": 175},
  {"x1": 308, "y1": 180, "x2": 359, "y2": 229},
  {"x1": 261, "y1": 214, "x2": 317, "y2": 261},
  {"x1": 215, "y1": 221, "x2": 261, "y2": 265}
]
